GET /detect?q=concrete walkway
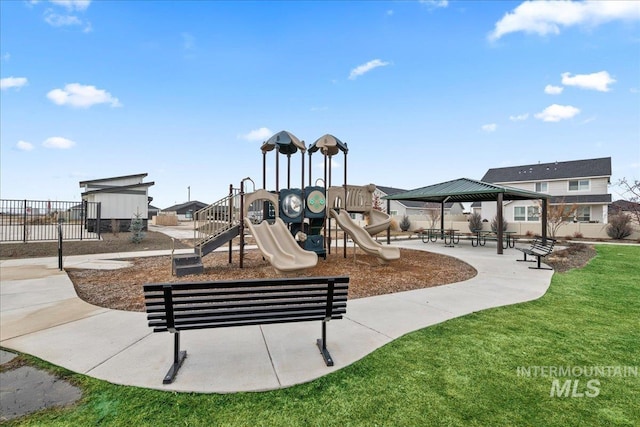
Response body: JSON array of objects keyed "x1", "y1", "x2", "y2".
[{"x1": 0, "y1": 240, "x2": 553, "y2": 393}]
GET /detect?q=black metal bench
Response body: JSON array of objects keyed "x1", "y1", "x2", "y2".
[
  {"x1": 516, "y1": 236, "x2": 556, "y2": 270},
  {"x1": 143, "y1": 276, "x2": 349, "y2": 384}
]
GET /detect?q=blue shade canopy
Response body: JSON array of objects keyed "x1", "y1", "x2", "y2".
[
  {"x1": 261, "y1": 130, "x2": 306, "y2": 155},
  {"x1": 308, "y1": 134, "x2": 348, "y2": 156},
  {"x1": 384, "y1": 178, "x2": 549, "y2": 203}
]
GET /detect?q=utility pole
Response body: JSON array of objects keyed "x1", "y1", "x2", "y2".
[{"x1": 188, "y1": 186, "x2": 190, "y2": 202}]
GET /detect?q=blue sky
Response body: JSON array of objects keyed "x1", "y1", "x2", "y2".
[{"x1": 1, "y1": 0, "x2": 639, "y2": 209}]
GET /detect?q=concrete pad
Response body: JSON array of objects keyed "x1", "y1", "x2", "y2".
[
  {"x1": 1, "y1": 297, "x2": 108, "y2": 341},
  {"x1": 2, "y1": 310, "x2": 149, "y2": 375},
  {"x1": 0, "y1": 265, "x2": 64, "y2": 281},
  {"x1": 63, "y1": 259, "x2": 132, "y2": 270},
  {"x1": 262, "y1": 318, "x2": 391, "y2": 388},
  {"x1": 0, "y1": 350, "x2": 18, "y2": 365},
  {"x1": 0, "y1": 275, "x2": 79, "y2": 311},
  {"x1": 0, "y1": 366, "x2": 82, "y2": 422},
  {"x1": 393, "y1": 284, "x2": 506, "y2": 317},
  {"x1": 88, "y1": 325, "x2": 281, "y2": 393},
  {"x1": 346, "y1": 294, "x2": 458, "y2": 339}
]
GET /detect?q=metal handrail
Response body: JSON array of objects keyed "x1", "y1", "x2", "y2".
[{"x1": 193, "y1": 188, "x2": 242, "y2": 250}]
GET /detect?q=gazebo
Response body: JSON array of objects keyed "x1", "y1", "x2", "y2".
[{"x1": 383, "y1": 177, "x2": 550, "y2": 254}]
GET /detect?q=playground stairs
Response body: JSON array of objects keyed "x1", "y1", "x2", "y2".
[
  {"x1": 172, "y1": 253, "x2": 204, "y2": 277},
  {"x1": 173, "y1": 190, "x2": 242, "y2": 277}
]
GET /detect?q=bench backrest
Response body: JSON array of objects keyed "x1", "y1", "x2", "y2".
[
  {"x1": 143, "y1": 276, "x2": 349, "y2": 333},
  {"x1": 530, "y1": 236, "x2": 556, "y2": 255}
]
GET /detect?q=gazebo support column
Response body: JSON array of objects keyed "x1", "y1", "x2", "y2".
[
  {"x1": 541, "y1": 198, "x2": 548, "y2": 244},
  {"x1": 497, "y1": 193, "x2": 504, "y2": 255}
]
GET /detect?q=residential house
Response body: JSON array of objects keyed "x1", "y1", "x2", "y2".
[
  {"x1": 80, "y1": 173, "x2": 155, "y2": 232},
  {"x1": 163, "y1": 200, "x2": 209, "y2": 221},
  {"x1": 474, "y1": 157, "x2": 612, "y2": 225}
]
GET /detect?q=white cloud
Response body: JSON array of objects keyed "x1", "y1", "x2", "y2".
[
  {"x1": 1, "y1": 76, "x2": 28, "y2": 90},
  {"x1": 420, "y1": 0, "x2": 448, "y2": 8},
  {"x1": 182, "y1": 32, "x2": 195, "y2": 51},
  {"x1": 47, "y1": 83, "x2": 121, "y2": 108},
  {"x1": 44, "y1": 12, "x2": 82, "y2": 27},
  {"x1": 544, "y1": 84, "x2": 564, "y2": 95},
  {"x1": 481, "y1": 123, "x2": 497, "y2": 132},
  {"x1": 2, "y1": 53, "x2": 10, "y2": 61},
  {"x1": 534, "y1": 104, "x2": 580, "y2": 122},
  {"x1": 239, "y1": 127, "x2": 273, "y2": 142},
  {"x1": 43, "y1": 136, "x2": 76, "y2": 149},
  {"x1": 509, "y1": 113, "x2": 529, "y2": 121},
  {"x1": 49, "y1": 0, "x2": 91, "y2": 11},
  {"x1": 348, "y1": 59, "x2": 390, "y2": 80},
  {"x1": 386, "y1": 10, "x2": 394, "y2": 16},
  {"x1": 17, "y1": 140, "x2": 34, "y2": 151},
  {"x1": 561, "y1": 71, "x2": 616, "y2": 92},
  {"x1": 489, "y1": 0, "x2": 640, "y2": 41}
]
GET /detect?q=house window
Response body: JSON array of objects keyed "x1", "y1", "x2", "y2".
[
  {"x1": 390, "y1": 210, "x2": 398, "y2": 216},
  {"x1": 535, "y1": 182, "x2": 548, "y2": 192},
  {"x1": 514, "y1": 206, "x2": 539, "y2": 222},
  {"x1": 568, "y1": 179, "x2": 589, "y2": 191},
  {"x1": 576, "y1": 206, "x2": 590, "y2": 222}
]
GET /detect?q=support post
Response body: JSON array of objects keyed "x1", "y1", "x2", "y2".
[
  {"x1": 497, "y1": 193, "x2": 504, "y2": 255},
  {"x1": 541, "y1": 198, "x2": 548, "y2": 244},
  {"x1": 316, "y1": 279, "x2": 335, "y2": 366},
  {"x1": 162, "y1": 285, "x2": 186, "y2": 384},
  {"x1": 58, "y1": 223, "x2": 63, "y2": 271},
  {"x1": 386, "y1": 198, "x2": 391, "y2": 245}
]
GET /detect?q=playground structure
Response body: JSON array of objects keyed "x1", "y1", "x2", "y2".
[{"x1": 171, "y1": 130, "x2": 399, "y2": 276}]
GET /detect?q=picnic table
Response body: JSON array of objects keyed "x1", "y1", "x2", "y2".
[
  {"x1": 470, "y1": 230, "x2": 516, "y2": 249},
  {"x1": 419, "y1": 228, "x2": 460, "y2": 247}
]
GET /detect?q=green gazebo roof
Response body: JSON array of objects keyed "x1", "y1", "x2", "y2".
[{"x1": 383, "y1": 177, "x2": 549, "y2": 203}]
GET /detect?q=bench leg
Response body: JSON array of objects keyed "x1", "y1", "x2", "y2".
[
  {"x1": 528, "y1": 255, "x2": 553, "y2": 270},
  {"x1": 164, "y1": 332, "x2": 187, "y2": 384},
  {"x1": 316, "y1": 321, "x2": 334, "y2": 366},
  {"x1": 516, "y1": 253, "x2": 536, "y2": 263}
]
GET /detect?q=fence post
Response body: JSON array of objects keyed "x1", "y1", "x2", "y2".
[
  {"x1": 58, "y1": 223, "x2": 63, "y2": 271},
  {"x1": 97, "y1": 202, "x2": 102, "y2": 240},
  {"x1": 23, "y1": 199, "x2": 27, "y2": 242}
]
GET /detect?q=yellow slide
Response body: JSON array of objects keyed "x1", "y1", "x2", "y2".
[
  {"x1": 330, "y1": 209, "x2": 400, "y2": 262},
  {"x1": 244, "y1": 217, "x2": 318, "y2": 273}
]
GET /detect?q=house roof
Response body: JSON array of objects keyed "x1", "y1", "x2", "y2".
[
  {"x1": 79, "y1": 173, "x2": 148, "y2": 186},
  {"x1": 482, "y1": 157, "x2": 611, "y2": 183},
  {"x1": 81, "y1": 182, "x2": 154, "y2": 196},
  {"x1": 163, "y1": 200, "x2": 209, "y2": 212},
  {"x1": 609, "y1": 199, "x2": 640, "y2": 214},
  {"x1": 383, "y1": 178, "x2": 549, "y2": 204}
]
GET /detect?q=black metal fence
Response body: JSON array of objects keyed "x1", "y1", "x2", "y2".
[{"x1": 0, "y1": 199, "x2": 101, "y2": 242}]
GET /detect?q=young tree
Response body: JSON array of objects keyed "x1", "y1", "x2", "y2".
[
  {"x1": 372, "y1": 192, "x2": 385, "y2": 212},
  {"x1": 468, "y1": 212, "x2": 482, "y2": 232},
  {"x1": 129, "y1": 210, "x2": 146, "y2": 244},
  {"x1": 544, "y1": 200, "x2": 577, "y2": 238},
  {"x1": 606, "y1": 214, "x2": 633, "y2": 240},
  {"x1": 399, "y1": 215, "x2": 411, "y2": 232},
  {"x1": 615, "y1": 178, "x2": 640, "y2": 225},
  {"x1": 426, "y1": 209, "x2": 441, "y2": 229}
]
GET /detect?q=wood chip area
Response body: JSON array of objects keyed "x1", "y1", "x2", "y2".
[{"x1": 68, "y1": 248, "x2": 477, "y2": 312}]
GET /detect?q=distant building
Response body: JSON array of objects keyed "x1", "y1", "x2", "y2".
[
  {"x1": 80, "y1": 173, "x2": 154, "y2": 232},
  {"x1": 163, "y1": 201, "x2": 209, "y2": 221},
  {"x1": 473, "y1": 157, "x2": 612, "y2": 224},
  {"x1": 375, "y1": 185, "x2": 465, "y2": 217}
]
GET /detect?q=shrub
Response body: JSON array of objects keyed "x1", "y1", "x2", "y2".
[
  {"x1": 525, "y1": 230, "x2": 534, "y2": 237},
  {"x1": 399, "y1": 215, "x2": 411, "y2": 232},
  {"x1": 129, "y1": 211, "x2": 146, "y2": 244},
  {"x1": 468, "y1": 212, "x2": 482, "y2": 232},
  {"x1": 606, "y1": 214, "x2": 633, "y2": 240},
  {"x1": 572, "y1": 231, "x2": 584, "y2": 239},
  {"x1": 389, "y1": 218, "x2": 400, "y2": 232},
  {"x1": 111, "y1": 219, "x2": 120, "y2": 237},
  {"x1": 490, "y1": 215, "x2": 509, "y2": 232}
]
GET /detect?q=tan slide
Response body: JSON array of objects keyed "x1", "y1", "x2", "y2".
[
  {"x1": 244, "y1": 217, "x2": 318, "y2": 273},
  {"x1": 364, "y1": 209, "x2": 392, "y2": 235},
  {"x1": 330, "y1": 209, "x2": 400, "y2": 262}
]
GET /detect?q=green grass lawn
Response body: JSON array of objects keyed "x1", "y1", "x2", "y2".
[{"x1": 5, "y1": 245, "x2": 639, "y2": 426}]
